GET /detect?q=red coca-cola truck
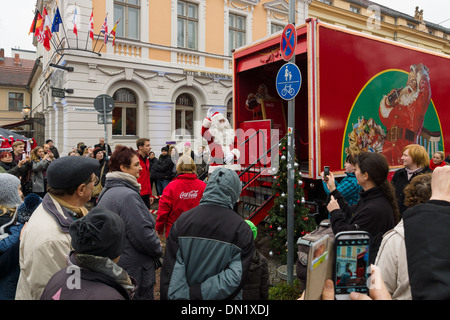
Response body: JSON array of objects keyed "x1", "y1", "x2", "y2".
[{"x1": 233, "y1": 19, "x2": 449, "y2": 222}]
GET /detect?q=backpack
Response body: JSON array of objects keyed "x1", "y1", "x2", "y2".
[{"x1": 296, "y1": 219, "x2": 334, "y2": 289}]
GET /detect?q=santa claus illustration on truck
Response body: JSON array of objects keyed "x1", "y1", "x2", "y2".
[{"x1": 345, "y1": 63, "x2": 438, "y2": 167}]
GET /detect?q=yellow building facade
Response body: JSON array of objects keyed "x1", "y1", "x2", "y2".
[{"x1": 28, "y1": 0, "x2": 449, "y2": 155}]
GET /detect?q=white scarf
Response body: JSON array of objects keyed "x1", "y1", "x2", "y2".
[{"x1": 106, "y1": 171, "x2": 141, "y2": 190}]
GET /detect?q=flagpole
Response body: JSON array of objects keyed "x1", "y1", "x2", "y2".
[
  {"x1": 94, "y1": 12, "x2": 107, "y2": 53},
  {"x1": 50, "y1": 34, "x2": 59, "y2": 52},
  {"x1": 52, "y1": 1, "x2": 64, "y2": 50},
  {"x1": 92, "y1": 33, "x2": 99, "y2": 52},
  {"x1": 97, "y1": 37, "x2": 106, "y2": 53},
  {"x1": 51, "y1": 7, "x2": 62, "y2": 51},
  {"x1": 60, "y1": 9, "x2": 70, "y2": 49},
  {"x1": 54, "y1": 31, "x2": 62, "y2": 50},
  {"x1": 97, "y1": 29, "x2": 111, "y2": 53},
  {"x1": 97, "y1": 19, "x2": 118, "y2": 54},
  {"x1": 74, "y1": 3, "x2": 78, "y2": 50},
  {"x1": 85, "y1": 31, "x2": 90, "y2": 51}
]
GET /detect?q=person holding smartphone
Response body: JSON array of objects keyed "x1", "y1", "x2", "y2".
[
  {"x1": 322, "y1": 154, "x2": 363, "y2": 206},
  {"x1": 323, "y1": 151, "x2": 399, "y2": 264}
]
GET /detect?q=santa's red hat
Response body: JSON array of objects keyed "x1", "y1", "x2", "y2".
[{"x1": 211, "y1": 112, "x2": 225, "y2": 121}]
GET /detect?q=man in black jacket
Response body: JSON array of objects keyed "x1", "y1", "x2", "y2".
[
  {"x1": 153, "y1": 146, "x2": 174, "y2": 196},
  {"x1": 404, "y1": 165, "x2": 450, "y2": 300},
  {"x1": 45, "y1": 140, "x2": 60, "y2": 159}
]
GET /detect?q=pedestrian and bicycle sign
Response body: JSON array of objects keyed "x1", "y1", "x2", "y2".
[
  {"x1": 276, "y1": 63, "x2": 302, "y2": 100},
  {"x1": 280, "y1": 24, "x2": 296, "y2": 61}
]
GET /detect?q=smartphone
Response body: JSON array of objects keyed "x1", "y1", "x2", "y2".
[
  {"x1": 323, "y1": 166, "x2": 330, "y2": 182},
  {"x1": 304, "y1": 234, "x2": 335, "y2": 300},
  {"x1": 334, "y1": 231, "x2": 371, "y2": 300}
]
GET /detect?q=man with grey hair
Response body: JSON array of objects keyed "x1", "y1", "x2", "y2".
[{"x1": 94, "y1": 137, "x2": 112, "y2": 156}]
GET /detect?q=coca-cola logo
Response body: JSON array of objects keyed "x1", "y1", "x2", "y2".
[{"x1": 179, "y1": 190, "x2": 199, "y2": 200}]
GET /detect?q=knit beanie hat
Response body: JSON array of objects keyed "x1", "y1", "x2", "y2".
[
  {"x1": 16, "y1": 193, "x2": 42, "y2": 224},
  {"x1": 0, "y1": 173, "x2": 22, "y2": 209},
  {"x1": 69, "y1": 205, "x2": 125, "y2": 260},
  {"x1": 93, "y1": 147, "x2": 104, "y2": 158},
  {"x1": 245, "y1": 220, "x2": 257, "y2": 240}
]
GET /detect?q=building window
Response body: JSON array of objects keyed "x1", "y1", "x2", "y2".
[
  {"x1": 319, "y1": 0, "x2": 332, "y2": 5},
  {"x1": 177, "y1": 1, "x2": 198, "y2": 50},
  {"x1": 271, "y1": 23, "x2": 284, "y2": 34},
  {"x1": 175, "y1": 93, "x2": 194, "y2": 137},
  {"x1": 350, "y1": 5, "x2": 360, "y2": 14},
  {"x1": 8, "y1": 92, "x2": 23, "y2": 111},
  {"x1": 229, "y1": 13, "x2": 246, "y2": 55},
  {"x1": 112, "y1": 89, "x2": 137, "y2": 136},
  {"x1": 114, "y1": 0, "x2": 140, "y2": 40},
  {"x1": 407, "y1": 22, "x2": 416, "y2": 29}
]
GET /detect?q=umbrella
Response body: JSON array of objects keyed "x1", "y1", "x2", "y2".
[{"x1": 0, "y1": 128, "x2": 36, "y2": 153}]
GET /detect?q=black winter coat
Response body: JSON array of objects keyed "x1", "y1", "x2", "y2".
[
  {"x1": 391, "y1": 166, "x2": 431, "y2": 217},
  {"x1": 40, "y1": 254, "x2": 133, "y2": 300},
  {"x1": 403, "y1": 200, "x2": 450, "y2": 300},
  {"x1": 153, "y1": 154, "x2": 174, "y2": 180},
  {"x1": 242, "y1": 250, "x2": 269, "y2": 300},
  {"x1": 329, "y1": 187, "x2": 395, "y2": 264}
]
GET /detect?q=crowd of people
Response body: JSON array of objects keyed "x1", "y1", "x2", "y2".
[
  {"x1": 320, "y1": 144, "x2": 450, "y2": 300},
  {"x1": 1, "y1": 126, "x2": 449, "y2": 301}
]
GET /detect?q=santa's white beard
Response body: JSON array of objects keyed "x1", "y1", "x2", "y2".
[{"x1": 209, "y1": 126, "x2": 235, "y2": 146}]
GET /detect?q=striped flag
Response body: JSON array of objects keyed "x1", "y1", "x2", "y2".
[
  {"x1": 42, "y1": 7, "x2": 52, "y2": 51},
  {"x1": 73, "y1": 7, "x2": 78, "y2": 36},
  {"x1": 111, "y1": 20, "x2": 119, "y2": 45},
  {"x1": 100, "y1": 15, "x2": 108, "y2": 43},
  {"x1": 89, "y1": 10, "x2": 94, "y2": 41}
]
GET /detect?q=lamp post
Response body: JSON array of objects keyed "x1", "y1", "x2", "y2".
[{"x1": 21, "y1": 105, "x2": 31, "y2": 120}]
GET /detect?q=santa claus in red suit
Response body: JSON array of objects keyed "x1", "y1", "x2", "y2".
[
  {"x1": 202, "y1": 108, "x2": 241, "y2": 173},
  {"x1": 379, "y1": 63, "x2": 431, "y2": 166}
]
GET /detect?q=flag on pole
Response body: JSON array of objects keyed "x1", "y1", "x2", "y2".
[
  {"x1": 51, "y1": 7, "x2": 62, "y2": 33},
  {"x1": 89, "y1": 10, "x2": 94, "y2": 41},
  {"x1": 100, "y1": 15, "x2": 108, "y2": 43},
  {"x1": 43, "y1": 7, "x2": 52, "y2": 37},
  {"x1": 111, "y1": 20, "x2": 119, "y2": 45},
  {"x1": 35, "y1": 12, "x2": 44, "y2": 43},
  {"x1": 42, "y1": 7, "x2": 53, "y2": 51},
  {"x1": 28, "y1": 10, "x2": 40, "y2": 35},
  {"x1": 73, "y1": 7, "x2": 78, "y2": 36}
]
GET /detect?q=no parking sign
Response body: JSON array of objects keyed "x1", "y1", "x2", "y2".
[{"x1": 280, "y1": 24, "x2": 296, "y2": 61}]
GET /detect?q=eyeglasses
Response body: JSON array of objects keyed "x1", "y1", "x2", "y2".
[{"x1": 91, "y1": 175, "x2": 99, "y2": 185}]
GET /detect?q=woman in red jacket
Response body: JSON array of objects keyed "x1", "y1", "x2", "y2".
[{"x1": 156, "y1": 155, "x2": 206, "y2": 238}]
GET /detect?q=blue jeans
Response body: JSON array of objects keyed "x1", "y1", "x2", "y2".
[{"x1": 156, "y1": 179, "x2": 171, "y2": 196}]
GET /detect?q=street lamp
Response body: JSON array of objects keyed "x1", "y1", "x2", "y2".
[{"x1": 22, "y1": 105, "x2": 31, "y2": 120}]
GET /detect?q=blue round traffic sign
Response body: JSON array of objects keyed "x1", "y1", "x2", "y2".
[{"x1": 276, "y1": 63, "x2": 302, "y2": 100}]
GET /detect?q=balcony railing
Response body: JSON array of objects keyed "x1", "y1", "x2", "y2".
[{"x1": 112, "y1": 38, "x2": 232, "y2": 71}]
